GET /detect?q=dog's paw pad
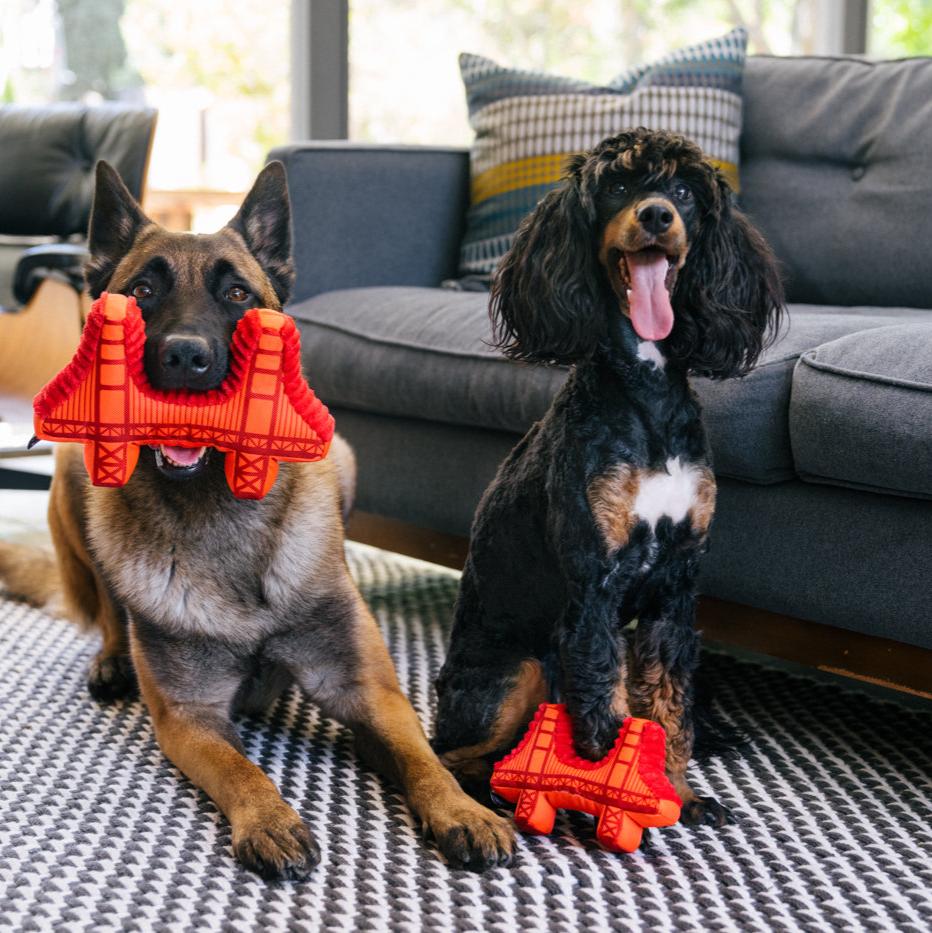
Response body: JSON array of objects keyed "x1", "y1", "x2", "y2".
[
  {"x1": 87, "y1": 653, "x2": 137, "y2": 702},
  {"x1": 681, "y1": 795, "x2": 730, "y2": 829},
  {"x1": 234, "y1": 817, "x2": 320, "y2": 882}
]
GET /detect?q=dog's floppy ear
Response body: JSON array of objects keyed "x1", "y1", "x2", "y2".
[
  {"x1": 491, "y1": 166, "x2": 605, "y2": 364},
  {"x1": 227, "y1": 161, "x2": 295, "y2": 305},
  {"x1": 85, "y1": 161, "x2": 151, "y2": 298},
  {"x1": 670, "y1": 170, "x2": 784, "y2": 379}
]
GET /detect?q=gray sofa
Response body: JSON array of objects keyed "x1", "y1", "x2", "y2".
[{"x1": 271, "y1": 54, "x2": 932, "y2": 652}]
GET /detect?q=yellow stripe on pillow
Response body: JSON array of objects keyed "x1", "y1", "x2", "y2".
[
  {"x1": 471, "y1": 154, "x2": 571, "y2": 203},
  {"x1": 473, "y1": 155, "x2": 740, "y2": 205}
]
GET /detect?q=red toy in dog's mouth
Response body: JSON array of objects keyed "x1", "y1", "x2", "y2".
[
  {"x1": 617, "y1": 248, "x2": 677, "y2": 341},
  {"x1": 34, "y1": 294, "x2": 335, "y2": 499}
]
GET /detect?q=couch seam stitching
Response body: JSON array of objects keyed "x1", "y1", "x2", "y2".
[{"x1": 799, "y1": 354, "x2": 932, "y2": 392}]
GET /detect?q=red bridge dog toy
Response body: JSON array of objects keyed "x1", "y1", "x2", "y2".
[
  {"x1": 33, "y1": 292, "x2": 334, "y2": 499},
  {"x1": 491, "y1": 703, "x2": 682, "y2": 852}
]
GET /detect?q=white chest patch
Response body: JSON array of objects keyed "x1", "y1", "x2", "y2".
[
  {"x1": 637, "y1": 341, "x2": 666, "y2": 369},
  {"x1": 633, "y1": 457, "x2": 702, "y2": 528}
]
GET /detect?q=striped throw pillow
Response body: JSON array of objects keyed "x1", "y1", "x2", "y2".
[{"x1": 456, "y1": 27, "x2": 748, "y2": 283}]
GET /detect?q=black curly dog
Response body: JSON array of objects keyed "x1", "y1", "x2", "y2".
[{"x1": 433, "y1": 129, "x2": 783, "y2": 827}]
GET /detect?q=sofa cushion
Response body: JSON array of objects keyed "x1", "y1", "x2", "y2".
[
  {"x1": 290, "y1": 287, "x2": 931, "y2": 485},
  {"x1": 291, "y1": 286, "x2": 566, "y2": 435},
  {"x1": 790, "y1": 324, "x2": 932, "y2": 499},
  {"x1": 740, "y1": 55, "x2": 932, "y2": 309},
  {"x1": 696, "y1": 305, "x2": 932, "y2": 483}
]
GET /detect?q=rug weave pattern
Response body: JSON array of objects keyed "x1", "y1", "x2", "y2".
[{"x1": 0, "y1": 543, "x2": 929, "y2": 932}]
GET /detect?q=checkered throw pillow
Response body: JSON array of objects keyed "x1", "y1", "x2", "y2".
[{"x1": 455, "y1": 27, "x2": 748, "y2": 284}]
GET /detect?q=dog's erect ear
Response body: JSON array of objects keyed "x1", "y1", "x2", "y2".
[
  {"x1": 491, "y1": 174, "x2": 605, "y2": 364},
  {"x1": 669, "y1": 170, "x2": 784, "y2": 379},
  {"x1": 85, "y1": 161, "x2": 151, "y2": 298},
  {"x1": 226, "y1": 161, "x2": 295, "y2": 306}
]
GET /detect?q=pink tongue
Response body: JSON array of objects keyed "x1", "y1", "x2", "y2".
[
  {"x1": 160, "y1": 445, "x2": 203, "y2": 466},
  {"x1": 625, "y1": 252, "x2": 674, "y2": 341}
]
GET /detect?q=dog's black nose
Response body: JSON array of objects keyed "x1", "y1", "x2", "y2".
[
  {"x1": 156, "y1": 334, "x2": 213, "y2": 387},
  {"x1": 637, "y1": 203, "x2": 674, "y2": 235}
]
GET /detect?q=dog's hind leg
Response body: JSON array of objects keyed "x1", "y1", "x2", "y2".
[
  {"x1": 433, "y1": 651, "x2": 547, "y2": 796},
  {"x1": 47, "y1": 457, "x2": 135, "y2": 701},
  {"x1": 431, "y1": 563, "x2": 549, "y2": 795}
]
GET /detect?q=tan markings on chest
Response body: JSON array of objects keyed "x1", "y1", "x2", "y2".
[
  {"x1": 586, "y1": 458, "x2": 717, "y2": 553},
  {"x1": 587, "y1": 464, "x2": 640, "y2": 554}
]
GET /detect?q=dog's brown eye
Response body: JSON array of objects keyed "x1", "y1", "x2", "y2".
[
  {"x1": 674, "y1": 183, "x2": 692, "y2": 202},
  {"x1": 132, "y1": 283, "x2": 152, "y2": 301},
  {"x1": 226, "y1": 286, "x2": 249, "y2": 302},
  {"x1": 609, "y1": 182, "x2": 627, "y2": 195}
]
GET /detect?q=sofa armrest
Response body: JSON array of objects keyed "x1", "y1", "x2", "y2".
[{"x1": 269, "y1": 142, "x2": 470, "y2": 304}]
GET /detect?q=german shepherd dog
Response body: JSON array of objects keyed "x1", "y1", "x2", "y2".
[{"x1": 0, "y1": 162, "x2": 514, "y2": 879}]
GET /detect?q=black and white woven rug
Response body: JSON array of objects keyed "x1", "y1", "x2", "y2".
[{"x1": 0, "y1": 539, "x2": 930, "y2": 931}]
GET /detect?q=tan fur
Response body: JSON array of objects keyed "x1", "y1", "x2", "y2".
[
  {"x1": 0, "y1": 541, "x2": 59, "y2": 607},
  {"x1": 588, "y1": 461, "x2": 717, "y2": 556},
  {"x1": 611, "y1": 654, "x2": 630, "y2": 720},
  {"x1": 439, "y1": 660, "x2": 547, "y2": 777},
  {"x1": 328, "y1": 434, "x2": 357, "y2": 524},
  {"x1": 587, "y1": 464, "x2": 640, "y2": 553},
  {"x1": 330, "y1": 598, "x2": 516, "y2": 851},
  {"x1": 599, "y1": 199, "x2": 688, "y2": 268},
  {"x1": 83, "y1": 457, "x2": 344, "y2": 644},
  {"x1": 131, "y1": 640, "x2": 314, "y2": 871},
  {"x1": 598, "y1": 197, "x2": 689, "y2": 321},
  {"x1": 108, "y1": 225, "x2": 282, "y2": 312},
  {"x1": 690, "y1": 467, "x2": 717, "y2": 536},
  {"x1": 47, "y1": 447, "x2": 114, "y2": 627},
  {"x1": 628, "y1": 658, "x2": 695, "y2": 802}
]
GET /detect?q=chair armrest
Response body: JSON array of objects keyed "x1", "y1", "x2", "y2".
[
  {"x1": 269, "y1": 142, "x2": 470, "y2": 304},
  {"x1": 13, "y1": 243, "x2": 88, "y2": 306}
]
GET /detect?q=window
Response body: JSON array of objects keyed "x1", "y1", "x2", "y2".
[
  {"x1": 870, "y1": 0, "x2": 932, "y2": 56},
  {"x1": 1, "y1": 0, "x2": 290, "y2": 230},
  {"x1": 348, "y1": 0, "x2": 838, "y2": 146}
]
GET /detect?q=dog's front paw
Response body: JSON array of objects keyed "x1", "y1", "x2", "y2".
[
  {"x1": 233, "y1": 807, "x2": 320, "y2": 881},
  {"x1": 87, "y1": 652, "x2": 137, "y2": 702},
  {"x1": 681, "y1": 795, "x2": 730, "y2": 828},
  {"x1": 426, "y1": 797, "x2": 516, "y2": 872},
  {"x1": 571, "y1": 710, "x2": 622, "y2": 762}
]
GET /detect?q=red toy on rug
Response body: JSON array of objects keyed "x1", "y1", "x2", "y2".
[
  {"x1": 491, "y1": 703, "x2": 682, "y2": 852},
  {"x1": 33, "y1": 292, "x2": 334, "y2": 499}
]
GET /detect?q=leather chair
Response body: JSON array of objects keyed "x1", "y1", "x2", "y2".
[
  {"x1": 0, "y1": 103, "x2": 157, "y2": 309},
  {"x1": 0, "y1": 104, "x2": 156, "y2": 401}
]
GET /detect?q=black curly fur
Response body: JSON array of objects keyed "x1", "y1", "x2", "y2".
[{"x1": 434, "y1": 129, "x2": 782, "y2": 819}]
